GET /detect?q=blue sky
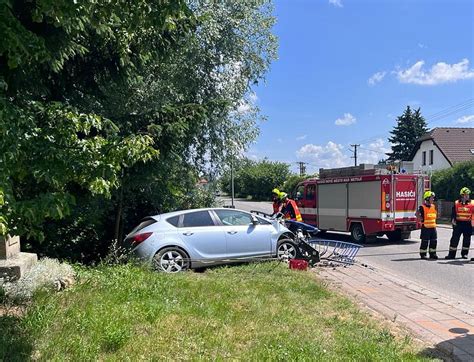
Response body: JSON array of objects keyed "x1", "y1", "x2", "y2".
[{"x1": 247, "y1": 0, "x2": 474, "y2": 174}]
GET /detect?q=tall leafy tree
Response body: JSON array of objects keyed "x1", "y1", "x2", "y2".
[
  {"x1": 1, "y1": 0, "x2": 278, "y2": 261},
  {"x1": 102, "y1": 1, "x2": 277, "y2": 245},
  {"x1": 0, "y1": 0, "x2": 196, "y2": 239},
  {"x1": 386, "y1": 106, "x2": 428, "y2": 161}
]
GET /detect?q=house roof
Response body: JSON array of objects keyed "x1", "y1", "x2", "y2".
[{"x1": 409, "y1": 127, "x2": 474, "y2": 165}]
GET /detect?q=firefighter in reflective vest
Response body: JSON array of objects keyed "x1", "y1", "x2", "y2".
[
  {"x1": 279, "y1": 192, "x2": 303, "y2": 222},
  {"x1": 445, "y1": 187, "x2": 473, "y2": 260},
  {"x1": 416, "y1": 191, "x2": 438, "y2": 259},
  {"x1": 271, "y1": 188, "x2": 281, "y2": 216}
]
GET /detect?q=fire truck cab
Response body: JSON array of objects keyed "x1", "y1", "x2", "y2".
[{"x1": 294, "y1": 164, "x2": 429, "y2": 243}]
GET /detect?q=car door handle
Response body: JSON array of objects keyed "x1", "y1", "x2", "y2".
[
  {"x1": 183, "y1": 232, "x2": 194, "y2": 236},
  {"x1": 227, "y1": 231, "x2": 238, "y2": 235}
]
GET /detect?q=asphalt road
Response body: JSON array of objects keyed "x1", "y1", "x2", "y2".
[{"x1": 220, "y1": 198, "x2": 474, "y2": 307}]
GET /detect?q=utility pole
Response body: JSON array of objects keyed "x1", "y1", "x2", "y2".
[
  {"x1": 296, "y1": 162, "x2": 307, "y2": 176},
  {"x1": 350, "y1": 144, "x2": 360, "y2": 166},
  {"x1": 230, "y1": 153, "x2": 234, "y2": 208}
]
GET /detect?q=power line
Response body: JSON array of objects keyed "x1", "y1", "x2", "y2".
[
  {"x1": 425, "y1": 98, "x2": 474, "y2": 119},
  {"x1": 357, "y1": 146, "x2": 387, "y2": 155},
  {"x1": 353, "y1": 98, "x2": 474, "y2": 146}
]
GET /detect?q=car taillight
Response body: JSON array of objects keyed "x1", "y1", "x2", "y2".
[{"x1": 132, "y1": 232, "x2": 153, "y2": 245}]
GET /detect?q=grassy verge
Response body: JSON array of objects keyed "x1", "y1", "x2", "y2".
[{"x1": 1, "y1": 262, "x2": 431, "y2": 360}]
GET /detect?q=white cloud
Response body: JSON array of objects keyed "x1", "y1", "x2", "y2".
[
  {"x1": 329, "y1": 0, "x2": 343, "y2": 7},
  {"x1": 296, "y1": 139, "x2": 391, "y2": 171},
  {"x1": 236, "y1": 91, "x2": 258, "y2": 114},
  {"x1": 368, "y1": 71, "x2": 386, "y2": 86},
  {"x1": 358, "y1": 139, "x2": 391, "y2": 164},
  {"x1": 456, "y1": 115, "x2": 474, "y2": 124},
  {"x1": 418, "y1": 43, "x2": 427, "y2": 49},
  {"x1": 245, "y1": 153, "x2": 260, "y2": 161},
  {"x1": 335, "y1": 113, "x2": 356, "y2": 126},
  {"x1": 396, "y1": 59, "x2": 474, "y2": 85},
  {"x1": 296, "y1": 135, "x2": 307, "y2": 141},
  {"x1": 249, "y1": 92, "x2": 258, "y2": 103},
  {"x1": 237, "y1": 102, "x2": 251, "y2": 114},
  {"x1": 297, "y1": 141, "x2": 347, "y2": 169}
]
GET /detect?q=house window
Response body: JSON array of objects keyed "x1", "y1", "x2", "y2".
[
  {"x1": 429, "y1": 150, "x2": 433, "y2": 165},
  {"x1": 422, "y1": 151, "x2": 426, "y2": 166}
]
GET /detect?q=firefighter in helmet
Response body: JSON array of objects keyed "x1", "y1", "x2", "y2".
[
  {"x1": 416, "y1": 191, "x2": 438, "y2": 259},
  {"x1": 279, "y1": 192, "x2": 303, "y2": 222},
  {"x1": 271, "y1": 188, "x2": 282, "y2": 216},
  {"x1": 445, "y1": 187, "x2": 473, "y2": 260}
]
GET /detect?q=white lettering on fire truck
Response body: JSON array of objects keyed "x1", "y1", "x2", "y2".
[{"x1": 396, "y1": 190, "x2": 415, "y2": 198}]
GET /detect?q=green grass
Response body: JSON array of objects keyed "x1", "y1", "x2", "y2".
[{"x1": 1, "y1": 262, "x2": 432, "y2": 361}]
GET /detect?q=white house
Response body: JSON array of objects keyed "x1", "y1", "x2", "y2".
[{"x1": 409, "y1": 127, "x2": 474, "y2": 172}]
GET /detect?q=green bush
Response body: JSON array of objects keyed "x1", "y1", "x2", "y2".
[
  {"x1": 281, "y1": 174, "x2": 316, "y2": 197},
  {"x1": 220, "y1": 158, "x2": 291, "y2": 200},
  {"x1": 431, "y1": 161, "x2": 474, "y2": 201}
]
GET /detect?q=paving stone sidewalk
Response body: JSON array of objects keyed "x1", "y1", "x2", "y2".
[{"x1": 316, "y1": 263, "x2": 474, "y2": 361}]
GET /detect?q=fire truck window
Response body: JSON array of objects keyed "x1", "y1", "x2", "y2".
[
  {"x1": 296, "y1": 185, "x2": 305, "y2": 200},
  {"x1": 306, "y1": 185, "x2": 316, "y2": 201}
]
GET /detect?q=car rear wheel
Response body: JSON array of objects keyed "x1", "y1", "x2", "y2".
[
  {"x1": 153, "y1": 247, "x2": 190, "y2": 273},
  {"x1": 277, "y1": 239, "x2": 298, "y2": 261}
]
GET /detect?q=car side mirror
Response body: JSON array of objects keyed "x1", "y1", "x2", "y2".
[{"x1": 251, "y1": 216, "x2": 259, "y2": 225}]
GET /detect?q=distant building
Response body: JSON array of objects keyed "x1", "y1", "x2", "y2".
[
  {"x1": 409, "y1": 127, "x2": 474, "y2": 172},
  {"x1": 198, "y1": 178, "x2": 208, "y2": 185}
]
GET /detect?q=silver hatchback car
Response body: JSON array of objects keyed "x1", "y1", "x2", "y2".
[{"x1": 123, "y1": 208, "x2": 298, "y2": 272}]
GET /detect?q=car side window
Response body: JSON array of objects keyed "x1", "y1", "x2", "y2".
[
  {"x1": 166, "y1": 216, "x2": 180, "y2": 227},
  {"x1": 181, "y1": 211, "x2": 215, "y2": 227},
  {"x1": 214, "y1": 209, "x2": 252, "y2": 226}
]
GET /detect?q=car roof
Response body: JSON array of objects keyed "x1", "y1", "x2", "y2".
[{"x1": 151, "y1": 207, "x2": 254, "y2": 220}]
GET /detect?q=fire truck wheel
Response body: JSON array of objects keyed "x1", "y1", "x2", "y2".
[
  {"x1": 386, "y1": 230, "x2": 402, "y2": 242},
  {"x1": 401, "y1": 231, "x2": 411, "y2": 240},
  {"x1": 350, "y1": 223, "x2": 366, "y2": 243},
  {"x1": 387, "y1": 230, "x2": 411, "y2": 242}
]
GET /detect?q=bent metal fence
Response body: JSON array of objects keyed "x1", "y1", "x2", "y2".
[
  {"x1": 249, "y1": 210, "x2": 362, "y2": 265},
  {"x1": 308, "y1": 240, "x2": 362, "y2": 265}
]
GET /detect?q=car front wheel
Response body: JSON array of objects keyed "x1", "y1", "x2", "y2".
[
  {"x1": 277, "y1": 239, "x2": 298, "y2": 261},
  {"x1": 153, "y1": 247, "x2": 190, "y2": 273}
]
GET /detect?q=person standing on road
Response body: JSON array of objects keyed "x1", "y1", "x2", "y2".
[
  {"x1": 271, "y1": 188, "x2": 282, "y2": 216},
  {"x1": 416, "y1": 191, "x2": 438, "y2": 260},
  {"x1": 279, "y1": 192, "x2": 303, "y2": 222},
  {"x1": 445, "y1": 187, "x2": 473, "y2": 260}
]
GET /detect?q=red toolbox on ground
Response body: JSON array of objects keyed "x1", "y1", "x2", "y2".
[{"x1": 289, "y1": 259, "x2": 308, "y2": 271}]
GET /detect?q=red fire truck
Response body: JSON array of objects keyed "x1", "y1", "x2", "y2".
[{"x1": 294, "y1": 164, "x2": 430, "y2": 243}]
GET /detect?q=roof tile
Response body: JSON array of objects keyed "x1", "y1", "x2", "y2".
[{"x1": 422, "y1": 127, "x2": 474, "y2": 164}]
